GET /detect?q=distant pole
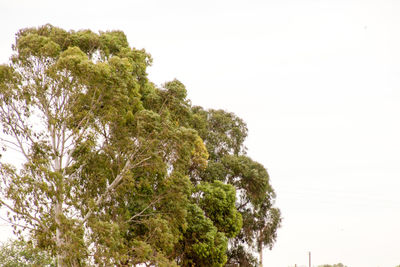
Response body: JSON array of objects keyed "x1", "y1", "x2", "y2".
[{"x1": 309, "y1": 251, "x2": 311, "y2": 267}]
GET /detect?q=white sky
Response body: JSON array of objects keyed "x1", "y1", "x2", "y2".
[{"x1": 1, "y1": 1, "x2": 400, "y2": 266}]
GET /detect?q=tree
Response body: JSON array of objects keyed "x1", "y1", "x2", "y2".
[
  {"x1": 138, "y1": 81, "x2": 281, "y2": 266},
  {"x1": 0, "y1": 24, "x2": 280, "y2": 266},
  {"x1": 0, "y1": 24, "x2": 192, "y2": 266},
  {"x1": 0, "y1": 238, "x2": 55, "y2": 266},
  {"x1": 190, "y1": 107, "x2": 282, "y2": 266}
]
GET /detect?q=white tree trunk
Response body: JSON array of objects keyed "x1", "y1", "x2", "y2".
[
  {"x1": 54, "y1": 139, "x2": 66, "y2": 267},
  {"x1": 55, "y1": 200, "x2": 65, "y2": 267}
]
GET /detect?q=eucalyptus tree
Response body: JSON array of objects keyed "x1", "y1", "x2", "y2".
[
  {"x1": 190, "y1": 107, "x2": 282, "y2": 266},
  {"x1": 0, "y1": 24, "x2": 186, "y2": 266},
  {"x1": 0, "y1": 24, "x2": 280, "y2": 267}
]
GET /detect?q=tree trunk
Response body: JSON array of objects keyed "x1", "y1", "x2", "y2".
[
  {"x1": 55, "y1": 200, "x2": 66, "y2": 267},
  {"x1": 54, "y1": 153, "x2": 66, "y2": 267}
]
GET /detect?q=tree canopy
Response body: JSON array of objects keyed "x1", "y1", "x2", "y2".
[{"x1": 0, "y1": 24, "x2": 280, "y2": 266}]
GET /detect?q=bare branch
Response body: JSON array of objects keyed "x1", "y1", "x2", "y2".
[
  {"x1": 0, "y1": 216, "x2": 35, "y2": 231},
  {"x1": 0, "y1": 137, "x2": 20, "y2": 149}
]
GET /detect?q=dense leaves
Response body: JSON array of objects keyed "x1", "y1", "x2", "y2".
[
  {"x1": 195, "y1": 181, "x2": 242, "y2": 238},
  {"x1": 190, "y1": 108, "x2": 282, "y2": 266},
  {"x1": 0, "y1": 24, "x2": 280, "y2": 266},
  {"x1": 176, "y1": 204, "x2": 228, "y2": 267}
]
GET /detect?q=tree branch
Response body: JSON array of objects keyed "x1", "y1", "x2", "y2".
[
  {"x1": 0, "y1": 200, "x2": 50, "y2": 232},
  {"x1": 81, "y1": 155, "x2": 152, "y2": 223},
  {"x1": 0, "y1": 215, "x2": 35, "y2": 231},
  {"x1": 128, "y1": 195, "x2": 164, "y2": 223}
]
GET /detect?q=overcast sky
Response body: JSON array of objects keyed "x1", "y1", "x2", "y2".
[{"x1": 1, "y1": 1, "x2": 400, "y2": 266}]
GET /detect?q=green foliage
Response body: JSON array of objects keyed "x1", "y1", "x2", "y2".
[
  {"x1": 177, "y1": 204, "x2": 228, "y2": 267},
  {"x1": 195, "y1": 181, "x2": 242, "y2": 238},
  {"x1": 0, "y1": 24, "x2": 280, "y2": 266},
  {"x1": 0, "y1": 239, "x2": 55, "y2": 267},
  {"x1": 190, "y1": 107, "x2": 282, "y2": 265},
  {"x1": 191, "y1": 107, "x2": 248, "y2": 160}
]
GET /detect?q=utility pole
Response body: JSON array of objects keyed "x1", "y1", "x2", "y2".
[{"x1": 309, "y1": 251, "x2": 311, "y2": 267}]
